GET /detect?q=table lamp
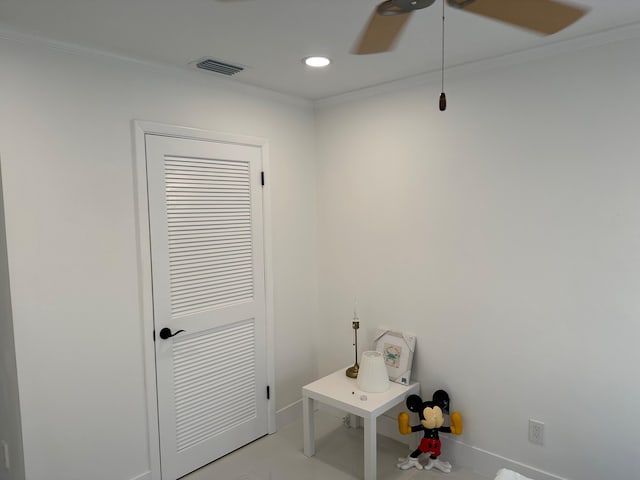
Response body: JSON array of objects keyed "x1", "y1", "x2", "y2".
[{"x1": 356, "y1": 351, "x2": 390, "y2": 393}]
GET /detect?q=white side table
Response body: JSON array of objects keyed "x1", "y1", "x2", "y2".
[{"x1": 302, "y1": 368, "x2": 420, "y2": 480}]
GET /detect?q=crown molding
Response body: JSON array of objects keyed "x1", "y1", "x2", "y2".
[
  {"x1": 315, "y1": 21, "x2": 640, "y2": 108},
  {"x1": 0, "y1": 23, "x2": 312, "y2": 110}
]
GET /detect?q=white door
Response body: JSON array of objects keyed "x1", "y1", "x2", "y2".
[{"x1": 145, "y1": 133, "x2": 269, "y2": 479}]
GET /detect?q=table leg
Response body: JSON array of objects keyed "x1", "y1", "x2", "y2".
[
  {"x1": 349, "y1": 413, "x2": 363, "y2": 429},
  {"x1": 302, "y1": 395, "x2": 315, "y2": 457},
  {"x1": 363, "y1": 415, "x2": 376, "y2": 480}
]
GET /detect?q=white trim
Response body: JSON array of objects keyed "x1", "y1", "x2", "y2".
[
  {"x1": 369, "y1": 414, "x2": 567, "y2": 480},
  {"x1": 440, "y1": 436, "x2": 568, "y2": 480},
  {"x1": 132, "y1": 120, "x2": 276, "y2": 480},
  {"x1": 315, "y1": 21, "x2": 640, "y2": 108},
  {"x1": 377, "y1": 413, "x2": 416, "y2": 446},
  {"x1": 261, "y1": 144, "x2": 277, "y2": 435},
  {"x1": 129, "y1": 471, "x2": 152, "y2": 480},
  {"x1": 134, "y1": 120, "x2": 270, "y2": 147},
  {"x1": 4, "y1": 21, "x2": 640, "y2": 108},
  {"x1": 276, "y1": 399, "x2": 303, "y2": 430},
  {"x1": 132, "y1": 121, "x2": 161, "y2": 480},
  {"x1": 0, "y1": 25, "x2": 311, "y2": 109}
]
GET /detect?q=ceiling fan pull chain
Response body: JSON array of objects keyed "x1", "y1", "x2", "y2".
[{"x1": 439, "y1": 0, "x2": 447, "y2": 111}]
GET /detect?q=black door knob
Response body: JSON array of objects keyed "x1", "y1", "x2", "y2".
[{"x1": 159, "y1": 327, "x2": 185, "y2": 340}]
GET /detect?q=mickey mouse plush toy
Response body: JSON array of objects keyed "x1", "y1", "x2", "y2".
[{"x1": 397, "y1": 390, "x2": 463, "y2": 472}]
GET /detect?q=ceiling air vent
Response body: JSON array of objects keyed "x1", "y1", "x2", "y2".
[{"x1": 195, "y1": 58, "x2": 244, "y2": 76}]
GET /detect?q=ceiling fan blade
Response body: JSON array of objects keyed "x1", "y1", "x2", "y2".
[
  {"x1": 448, "y1": 0, "x2": 589, "y2": 35},
  {"x1": 352, "y1": 6, "x2": 413, "y2": 55}
]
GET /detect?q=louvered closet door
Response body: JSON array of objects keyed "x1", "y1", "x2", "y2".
[{"x1": 145, "y1": 134, "x2": 268, "y2": 480}]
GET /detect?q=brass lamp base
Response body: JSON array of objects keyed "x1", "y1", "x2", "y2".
[{"x1": 346, "y1": 317, "x2": 360, "y2": 378}]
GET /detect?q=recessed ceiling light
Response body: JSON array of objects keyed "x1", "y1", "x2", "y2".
[{"x1": 304, "y1": 56, "x2": 331, "y2": 68}]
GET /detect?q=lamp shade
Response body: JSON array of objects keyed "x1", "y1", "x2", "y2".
[{"x1": 356, "y1": 351, "x2": 390, "y2": 393}]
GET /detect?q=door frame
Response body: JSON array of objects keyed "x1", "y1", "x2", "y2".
[{"x1": 133, "y1": 120, "x2": 276, "y2": 480}]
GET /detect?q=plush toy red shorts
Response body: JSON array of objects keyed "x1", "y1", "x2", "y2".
[{"x1": 419, "y1": 438, "x2": 442, "y2": 457}]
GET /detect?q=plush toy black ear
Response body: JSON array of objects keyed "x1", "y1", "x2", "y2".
[
  {"x1": 432, "y1": 389, "x2": 450, "y2": 414},
  {"x1": 406, "y1": 394, "x2": 423, "y2": 413}
]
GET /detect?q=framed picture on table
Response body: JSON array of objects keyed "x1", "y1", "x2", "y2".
[{"x1": 373, "y1": 329, "x2": 416, "y2": 385}]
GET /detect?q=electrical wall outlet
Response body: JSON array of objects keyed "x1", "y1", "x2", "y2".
[
  {"x1": 528, "y1": 419, "x2": 544, "y2": 446},
  {"x1": 1, "y1": 440, "x2": 9, "y2": 470}
]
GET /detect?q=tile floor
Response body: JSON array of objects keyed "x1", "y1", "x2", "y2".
[{"x1": 184, "y1": 409, "x2": 489, "y2": 480}]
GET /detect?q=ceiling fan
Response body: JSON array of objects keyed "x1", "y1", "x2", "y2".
[{"x1": 354, "y1": 0, "x2": 590, "y2": 54}]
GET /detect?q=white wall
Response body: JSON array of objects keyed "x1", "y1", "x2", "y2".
[
  {"x1": 0, "y1": 163, "x2": 25, "y2": 480},
  {"x1": 315, "y1": 35, "x2": 640, "y2": 480},
  {"x1": 0, "y1": 34, "x2": 318, "y2": 480},
  {"x1": 4, "y1": 23, "x2": 640, "y2": 480}
]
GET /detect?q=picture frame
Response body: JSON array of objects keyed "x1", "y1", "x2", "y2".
[{"x1": 373, "y1": 329, "x2": 416, "y2": 385}]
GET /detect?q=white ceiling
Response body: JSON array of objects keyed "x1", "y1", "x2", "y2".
[{"x1": 2, "y1": 0, "x2": 640, "y2": 100}]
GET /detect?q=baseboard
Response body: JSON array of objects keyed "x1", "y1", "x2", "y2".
[
  {"x1": 370, "y1": 414, "x2": 567, "y2": 480},
  {"x1": 129, "y1": 471, "x2": 151, "y2": 480},
  {"x1": 276, "y1": 399, "x2": 302, "y2": 429},
  {"x1": 130, "y1": 402, "x2": 302, "y2": 480},
  {"x1": 439, "y1": 436, "x2": 568, "y2": 480},
  {"x1": 377, "y1": 413, "x2": 420, "y2": 450},
  {"x1": 288, "y1": 399, "x2": 566, "y2": 480}
]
